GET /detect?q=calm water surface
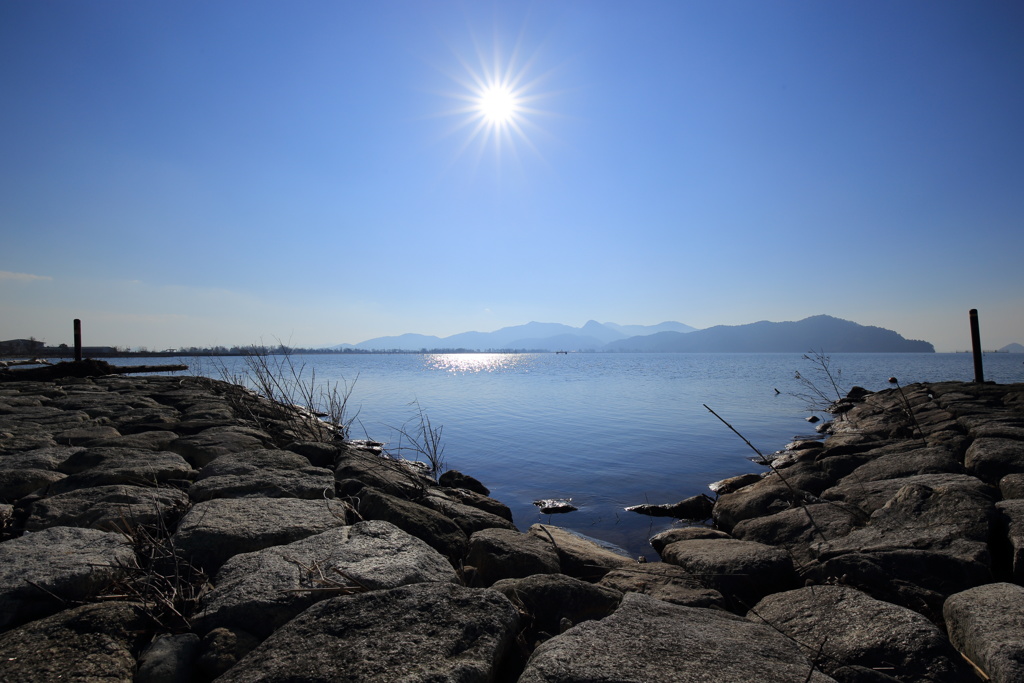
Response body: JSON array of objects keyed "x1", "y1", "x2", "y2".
[{"x1": 123, "y1": 352, "x2": 1024, "y2": 558}]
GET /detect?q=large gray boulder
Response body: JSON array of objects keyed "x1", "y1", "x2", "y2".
[
  {"x1": 0, "y1": 526, "x2": 135, "y2": 630},
  {"x1": 172, "y1": 497, "x2": 349, "y2": 572},
  {"x1": 518, "y1": 592, "x2": 835, "y2": 682},
  {"x1": 996, "y1": 499, "x2": 1024, "y2": 582},
  {"x1": 216, "y1": 583, "x2": 521, "y2": 682},
  {"x1": 943, "y1": 582, "x2": 1024, "y2": 683},
  {"x1": 356, "y1": 487, "x2": 468, "y2": 565},
  {"x1": 0, "y1": 467, "x2": 67, "y2": 501},
  {"x1": 732, "y1": 501, "x2": 863, "y2": 566},
  {"x1": 811, "y1": 481, "x2": 995, "y2": 607},
  {"x1": 491, "y1": 573, "x2": 622, "y2": 640},
  {"x1": 188, "y1": 448, "x2": 335, "y2": 502},
  {"x1": 168, "y1": 426, "x2": 271, "y2": 467},
  {"x1": 422, "y1": 489, "x2": 517, "y2": 535},
  {"x1": 821, "y1": 473, "x2": 995, "y2": 516},
  {"x1": 660, "y1": 538, "x2": 797, "y2": 610},
  {"x1": 837, "y1": 445, "x2": 966, "y2": 485},
  {"x1": 749, "y1": 585, "x2": 973, "y2": 682},
  {"x1": 195, "y1": 520, "x2": 459, "y2": 638},
  {"x1": 0, "y1": 601, "x2": 149, "y2": 682},
  {"x1": 466, "y1": 528, "x2": 560, "y2": 586},
  {"x1": 527, "y1": 523, "x2": 636, "y2": 580},
  {"x1": 598, "y1": 562, "x2": 725, "y2": 608},
  {"x1": 24, "y1": 484, "x2": 190, "y2": 532},
  {"x1": 965, "y1": 437, "x2": 1024, "y2": 484},
  {"x1": 48, "y1": 447, "x2": 194, "y2": 495}
]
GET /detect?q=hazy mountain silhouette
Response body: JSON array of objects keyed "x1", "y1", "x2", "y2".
[
  {"x1": 1000, "y1": 343, "x2": 1024, "y2": 353},
  {"x1": 604, "y1": 315, "x2": 934, "y2": 353},
  {"x1": 343, "y1": 320, "x2": 693, "y2": 351}
]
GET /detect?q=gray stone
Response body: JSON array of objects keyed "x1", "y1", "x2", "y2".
[
  {"x1": 49, "y1": 447, "x2": 194, "y2": 495},
  {"x1": 466, "y1": 528, "x2": 560, "y2": 586},
  {"x1": 196, "y1": 520, "x2": 459, "y2": 637},
  {"x1": 944, "y1": 582, "x2": 1024, "y2": 683},
  {"x1": 172, "y1": 497, "x2": 349, "y2": 573},
  {"x1": 527, "y1": 523, "x2": 636, "y2": 580},
  {"x1": 838, "y1": 445, "x2": 966, "y2": 485},
  {"x1": 491, "y1": 573, "x2": 621, "y2": 639},
  {"x1": 732, "y1": 502, "x2": 863, "y2": 566},
  {"x1": 812, "y1": 481, "x2": 995, "y2": 603},
  {"x1": 438, "y1": 469, "x2": 490, "y2": 495},
  {"x1": 216, "y1": 583, "x2": 521, "y2": 683},
  {"x1": 188, "y1": 448, "x2": 335, "y2": 502},
  {"x1": 821, "y1": 473, "x2": 995, "y2": 516},
  {"x1": 999, "y1": 472, "x2": 1024, "y2": 499},
  {"x1": 598, "y1": 562, "x2": 726, "y2": 608},
  {"x1": 24, "y1": 484, "x2": 190, "y2": 532},
  {"x1": 660, "y1": 537, "x2": 797, "y2": 610},
  {"x1": 52, "y1": 424, "x2": 123, "y2": 445},
  {"x1": 965, "y1": 437, "x2": 1024, "y2": 484},
  {"x1": 335, "y1": 449, "x2": 436, "y2": 499},
  {"x1": 996, "y1": 499, "x2": 1024, "y2": 582},
  {"x1": 437, "y1": 486, "x2": 513, "y2": 521},
  {"x1": 649, "y1": 526, "x2": 731, "y2": 554},
  {"x1": 135, "y1": 633, "x2": 201, "y2": 683},
  {"x1": 708, "y1": 472, "x2": 762, "y2": 495},
  {"x1": 0, "y1": 445, "x2": 82, "y2": 470},
  {"x1": 0, "y1": 526, "x2": 135, "y2": 629},
  {"x1": 518, "y1": 592, "x2": 835, "y2": 682},
  {"x1": 356, "y1": 487, "x2": 468, "y2": 565},
  {"x1": 749, "y1": 585, "x2": 973, "y2": 682},
  {"x1": 0, "y1": 467, "x2": 67, "y2": 501},
  {"x1": 196, "y1": 627, "x2": 260, "y2": 680},
  {"x1": 0, "y1": 601, "x2": 149, "y2": 682},
  {"x1": 168, "y1": 426, "x2": 272, "y2": 468},
  {"x1": 625, "y1": 493, "x2": 714, "y2": 520},
  {"x1": 422, "y1": 489, "x2": 517, "y2": 535},
  {"x1": 89, "y1": 429, "x2": 181, "y2": 451}
]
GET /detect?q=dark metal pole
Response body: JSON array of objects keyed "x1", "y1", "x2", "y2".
[
  {"x1": 969, "y1": 309, "x2": 984, "y2": 383},
  {"x1": 74, "y1": 319, "x2": 82, "y2": 362}
]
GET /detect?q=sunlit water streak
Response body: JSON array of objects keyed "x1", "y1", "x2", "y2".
[{"x1": 120, "y1": 352, "x2": 1024, "y2": 559}]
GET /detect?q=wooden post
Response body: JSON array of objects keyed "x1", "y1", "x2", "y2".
[
  {"x1": 969, "y1": 309, "x2": 984, "y2": 383},
  {"x1": 74, "y1": 319, "x2": 82, "y2": 362}
]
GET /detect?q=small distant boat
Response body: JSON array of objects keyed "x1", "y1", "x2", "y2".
[{"x1": 555, "y1": 350, "x2": 568, "y2": 355}]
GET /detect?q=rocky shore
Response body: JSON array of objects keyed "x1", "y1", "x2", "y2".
[{"x1": 1, "y1": 372, "x2": 1023, "y2": 681}]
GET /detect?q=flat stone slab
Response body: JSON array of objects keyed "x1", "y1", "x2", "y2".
[
  {"x1": 0, "y1": 526, "x2": 135, "y2": 630},
  {"x1": 196, "y1": 520, "x2": 459, "y2": 637},
  {"x1": 168, "y1": 426, "x2": 272, "y2": 467},
  {"x1": 173, "y1": 497, "x2": 349, "y2": 572},
  {"x1": 944, "y1": 582, "x2": 1024, "y2": 683},
  {"x1": 216, "y1": 583, "x2": 521, "y2": 682},
  {"x1": 660, "y1": 538, "x2": 797, "y2": 610},
  {"x1": 48, "y1": 447, "x2": 194, "y2": 495},
  {"x1": 24, "y1": 484, "x2": 190, "y2": 532},
  {"x1": 518, "y1": 592, "x2": 835, "y2": 682},
  {"x1": 188, "y1": 448, "x2": 335, "y2": 502},
  {"x1": 749, "y1": 585, "x2": 973, "y2": 682},
  {"x1": 466, "y1": 527, "x2": 560, "y2": 586},
  {"x1": 0, "y1": 601, "x2": 149, "y2": 682},
  {"x1": 528, "y1": 523, "x2": 636, "y2": 580},
  {"x1": 597, "y1": 562, "x2": 725, "y2": 608}
]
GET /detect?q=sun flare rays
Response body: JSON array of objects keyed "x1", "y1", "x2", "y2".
[{"x1": 434, "y1": 27, "x2": 557, "y2": 169}]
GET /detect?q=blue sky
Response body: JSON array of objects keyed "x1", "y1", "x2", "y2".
[{"x1": 2, "y1": 1, "x2": 1022, "y2": 352}]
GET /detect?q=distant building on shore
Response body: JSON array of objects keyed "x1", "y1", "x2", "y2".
[{"x1": 0, "y1": 339, "x2": 45, "y2": 355}]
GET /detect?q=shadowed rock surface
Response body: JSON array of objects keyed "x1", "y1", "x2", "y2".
[{"x1": 1, "y1": 375, "x2": 1023, "y2": 681}]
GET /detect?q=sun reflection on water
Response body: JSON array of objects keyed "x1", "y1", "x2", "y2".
[{"x1": 425, "y1": 353, "x2": 529, "y2": 374}]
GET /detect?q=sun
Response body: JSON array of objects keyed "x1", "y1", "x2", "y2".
[
  {"x1": 434, "y1": 29, "x2": 557, "y2": 165},
  {"x1": 478, "y1": 84, "x2": 519, "y2": 125}
]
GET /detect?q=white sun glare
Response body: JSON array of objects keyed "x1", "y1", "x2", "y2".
[
  {"x1": 478, "y1": 84, "x2": 519, "y2": 125},
  {"x1": 435, "y1": 30, "x2": 557, "y2": 166}
]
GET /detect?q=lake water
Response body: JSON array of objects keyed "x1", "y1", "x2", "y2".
[{"x1": 118, "y1": 352, "x2": 1024, "y2": 559}]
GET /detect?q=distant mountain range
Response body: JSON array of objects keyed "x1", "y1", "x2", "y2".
[
  {"x1": 334, "y1": 315, "x2": 935, "y2": 353},
  {"x1": 336, "y1": 320, "x2": 696, "y2": 352}
]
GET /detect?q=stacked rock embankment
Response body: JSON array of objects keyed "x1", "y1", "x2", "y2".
[{"x1": 1, "y1": 374, "x2": 1023, "y2": 681}]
